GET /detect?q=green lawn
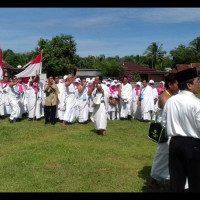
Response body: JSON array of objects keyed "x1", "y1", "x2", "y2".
[{"x1": 0, "y1": 117, "x2": 169, "y2": 192}]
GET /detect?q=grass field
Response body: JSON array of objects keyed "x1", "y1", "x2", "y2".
[
  {"x1": 0, "y1": 116, "x2": 169, "y2": 192},
  {"x1": 2, "y1": 91, "x2": 200, "y2": 192}
]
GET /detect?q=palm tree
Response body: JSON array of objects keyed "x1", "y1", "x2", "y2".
[
  {"x1": 189, "y1": 36, "x2": 200, "y2": 54},
  {"x1": 143, "y1": 42, "x2": 166, "y2": 69}
]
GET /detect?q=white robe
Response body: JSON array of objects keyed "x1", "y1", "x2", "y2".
[
  {"x1": 120, "y1": 83, "x2": 133, "y2": 118},
  {"x1": 27, "y1": 82, "x2": 44, "y2": 119},
  {"x1": 92, "y1": 84, "x2": 110, "y2": 130},
  {"x1": 135, "y1": 85, "x2": 154, "y2": 121},
  {"x1": 0, "y1": 84, "x2": 5, "y2": 116},
  {"x1": 7, "y1": 85, "x2": 21, "y2": 120},
  {"x1": 77, "y1": 86, "x2": 89, "y2": 123},
  {"x1": 56, "y1": 82, "x2": 65, "y2": 120},
  {"x1": 132, "y1": 87, "x2": 141, "y2": 118},
  {"x1": 63, "y1": 83, "x2": 77, "y2": 123},
  {"x1": 1, "y1": 83, "x2": 11, "y2": 115}
]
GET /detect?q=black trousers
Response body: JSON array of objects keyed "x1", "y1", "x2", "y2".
[
  {"x1": 44, "y1": 105, "x2": 56, "y2": 124},
  {"x1": 169, "y1": 136, "x2": 200, "y2": 192}
]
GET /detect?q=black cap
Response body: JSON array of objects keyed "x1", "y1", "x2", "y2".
[{"x1": 176, "y1": 68, "x2": 197, "y2": 83}]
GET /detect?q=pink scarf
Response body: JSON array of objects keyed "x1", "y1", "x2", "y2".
[
  {"x1": 135, "y1": 87, "x2": 141, "y2": 96},
  {"x1": 33, "y1": 82, "x2": 38, "y2": 94},
  {"x1": 157, "y1": 87, "x2": 166, "y2": 95},
  {"x1": 17, "y1": 83, "x2": 23, "y2": 93},
  {"x1": 1, "y1": 81, "x2": 10, "y2": 88},
  {"x1": 110, "y1": 87, "x2": 117, "y2": 95}
]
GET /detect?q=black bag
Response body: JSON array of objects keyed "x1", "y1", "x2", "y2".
[{"x1": 148, "y1": 122, "x2": 168, "y2": 143}]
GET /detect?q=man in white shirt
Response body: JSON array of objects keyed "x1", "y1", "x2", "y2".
[
  {"x1": 162, "y1": 67, "x2": 200, "y2": 192},
  {"x1": 118, "y1": 76, "x2": 133, "y2": 120}
]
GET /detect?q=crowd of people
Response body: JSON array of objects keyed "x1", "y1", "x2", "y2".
[
  {"x1": 0, "y1": 72, "x2": 164, "y2": 131},
  {"x1": 1, "y1": 68, "x2": 200, "y2": 192}
]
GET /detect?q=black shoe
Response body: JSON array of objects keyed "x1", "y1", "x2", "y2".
[
  {"x1": 128, "y1": 115, "x2": 132, "y2": 121},
  {"x1": 28, "y1": 118, "x2": 33, "y2": 121},
  {"x1": 45, "y1": 121, "x2": 49, "y2": 124},
  {"x1": 51, "y1": 122, "x2": 55, "y2": 125},
  {"x1": 9, "y1": 119, "x2": 13, "y2": 123}
]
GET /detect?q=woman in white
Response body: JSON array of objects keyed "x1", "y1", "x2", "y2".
[
  {"x1": 135, "y1": 79, "x2": 154, "y2": 121},
  {"x1": 132, "y1": 82, "x2": 142, "y2": 119},
  {"x1": 62, "y1": 74, "x2": 77, "y2": 126},
  {"x1": 88, "y1": 76, "x2": 110, "y2": 136},
  {"x1": 27, "y1": 74, "x2": 44, "y2": 120},
  {"x1": 108, "y1": 81, "x2": 118, "y2": 120},
  {"x1": 77, "y1": 77, "x2": 89, "y2": 123}
]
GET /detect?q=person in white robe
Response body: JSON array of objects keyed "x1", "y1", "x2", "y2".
[
  {"x1": 0, "y1": 80, "x2": 5, "y2": 116},
  {"x1": 149, "y1": 74, "x2": 189, "y2": 189},
  {"x1": 87, "y1": 80, "x2": 94, "y2": 122},
  {"x1": 132, "y1": 82, "x2": 142, "y2": 119},
  {"x1": 7, "y1": 76, "x2": 21, "y2": 123},
  {"x1": 118, "y1": 76, "x2": 133, "y2": 120},
  {"x1": 149, "y1": 80, "x2": 159, "y2": 121},
  {"x1": 1, "y1": 75, "x2": 11, "y2": 115},
  {"x1": 62, "y1": 74, "x2": 78, "y2": 126},
  {"x1": 135, "y1": 79, "x2": 154, "y2": 121},
  {"x1": 108, "y1": 82, "x2": 118, "y2": 120},
  {"x1": 77, "y1": 77, "x2": 89, "y2": 123},
  {"x1": 55, "y1": 77, "x2": 65, "y2": 121},
  {"x1": 27, "y1": 72, "x2": 44, "y2": 120},
  {"x1": 88, "y1": 75, "x2": 110, "y2": 136}
]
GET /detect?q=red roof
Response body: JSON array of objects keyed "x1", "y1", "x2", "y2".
[
  {"x1": 123, "y1": 62, "x2": 167, "y2": 75},
  {"x1": 169, "y1": 63, "x2": 200, "y2": 73},
  {"x1": 3, "y1": 61, "x2": 22, "y2": 71}
]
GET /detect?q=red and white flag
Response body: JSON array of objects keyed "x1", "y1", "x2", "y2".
[
  {"x1": 16, "y1": 51, "x2": 42, "y2": 78},
  {"x1": 0, "y1": 46, "x2": 4, "y2": 80}
]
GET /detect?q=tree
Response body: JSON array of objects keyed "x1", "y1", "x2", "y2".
[
  {"x1": 189, "y1": 36, "x2": 200, "y2": 54},
  {"x1": 170, "y1": 45, "x2": 197, "y2": 66},
  {"x1": 33, "y1": 34, "x2": 77, "y2": 77},
  {"x1": 131, "y1": 70, "x2": 141, "y2": 82},
  {"x1": 143, "y1": 42, "x2": 166, "y2": 69}
]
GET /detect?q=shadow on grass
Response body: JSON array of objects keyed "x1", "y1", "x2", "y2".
[{"x1": 138, "y1": 166, "x2": 170, "y2": 192}]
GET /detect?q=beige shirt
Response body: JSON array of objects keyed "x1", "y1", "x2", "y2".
[{"x1": 44, "y1": 83, "x2": 60, "y2": 106}]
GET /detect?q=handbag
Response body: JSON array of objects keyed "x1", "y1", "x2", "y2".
[{"x1": 148, "y1": 122, "x2": 168, "y2": 143}]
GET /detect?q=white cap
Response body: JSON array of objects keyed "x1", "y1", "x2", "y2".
[
  {"x1": 88, "y1": 80, "x2": 93, "y2": 84},
  {"x1": 149, "y1": 80, "x2": 154, "y2": 84},
  {"x1": 111, "y1": 82, "x2": 115, "y2": 87},
  {"x1": 63, "y1": 75, "x2": 68, "y2": 80},
  {"x1": 113, "y1": 79, "x2": 117, "y2": 83},
  {"x1": 136, "y1": 82, "x2": 141, "y2": 87},
  {"x1": 106, "y1": 81, "x2": 111, "y2": 85},
  {"x1": 160, "y1": 81, "x2": 165, "y2": 85},
  {"x1": 75, "y1": 78, "x2": 79, "y2": 83},
  {"x1": 86, "y1": 78, "x2": 90, "y2": 82}
]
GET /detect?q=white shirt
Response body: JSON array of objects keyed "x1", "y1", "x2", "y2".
[{"x1": 161, "y1": 90, "x2": 200, "y2": 139}]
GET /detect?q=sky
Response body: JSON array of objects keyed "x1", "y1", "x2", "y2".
[{"x1": 0, "y1": 8, "x2": 200, "y2": 58}]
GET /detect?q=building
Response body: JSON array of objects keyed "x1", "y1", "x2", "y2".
[
  {"x1": 169, "y1": 63, "x2": 200, "y2": 73},
  {"x1": 123, "y1": 62, "x2": 167, "y2": 82},
  {"x1": 76, "y1": 69, "x2": 102, "y2": 78},
  {"x1": 3, "y1": 61, "x2": 23, "y2": 77}
]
